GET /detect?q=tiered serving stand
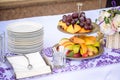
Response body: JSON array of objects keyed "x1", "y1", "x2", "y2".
[{"x1": 55, "y1": 3, "x2": 105, "y2": 60}]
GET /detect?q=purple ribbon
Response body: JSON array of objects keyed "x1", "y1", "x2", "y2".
[{"x1": 111, "y1": 0, "x2": 116, "y2": 7}]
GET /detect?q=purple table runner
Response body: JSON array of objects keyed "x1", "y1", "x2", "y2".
[
  {"x1": 0, "y1": 47, "x2": 120, "y2": 80},
  {"x1": 42, "y1": 47, "x2": 120, "y2": 73}
]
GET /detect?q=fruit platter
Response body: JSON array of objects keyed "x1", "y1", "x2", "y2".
[
  {"x1": 58, "y1": 12, "x2": 100, "y2": 35},
  {"x1": 53, "y1": 34, "x2": 104, "y2": 60}
]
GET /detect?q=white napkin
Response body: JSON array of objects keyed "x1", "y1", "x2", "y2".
[{"x1": 7, "y1": 52, "x2": 51, "y2": 79}]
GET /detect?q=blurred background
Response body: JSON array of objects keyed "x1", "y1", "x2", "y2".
[{"x1": 0, "y1": 0, "x2": 106, "y2": 21}]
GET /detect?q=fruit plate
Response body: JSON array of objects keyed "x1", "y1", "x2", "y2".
[
  {"x1": 53, "y1": 44, "x2": 104, "y2": 60},
  {"x1": 57, "y1": 22, "x2": 100, "y2": 35}
]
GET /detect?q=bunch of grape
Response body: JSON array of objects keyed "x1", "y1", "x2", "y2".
[{"x1": 61, "y1": 12, "x2": 93, "y2": 30}]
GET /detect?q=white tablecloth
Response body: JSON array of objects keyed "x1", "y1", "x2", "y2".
[{"x1": 0, "y1": 7, "x2": 120, "y2": 80}]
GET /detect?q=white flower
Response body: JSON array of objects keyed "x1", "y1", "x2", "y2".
[
  {"x1": 98, "y1": 11, "x2": 111, "y2": 22},
  {"x1": 113, "y1": 14, "x2": 120, "y2": 28},
  {"x1": 100, "y1": 22, "x2": 115, "y2": 35}
]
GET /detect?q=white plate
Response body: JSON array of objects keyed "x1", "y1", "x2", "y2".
[
  {"x1": 8, "y1": 45, "x2": 43, "y2": 54},
  {"x1": 7, "y1": 21, "x2": 43, "y2": 33},
  {"x1": 7, "y1": 30, "x2": 44, "y2": 38}
]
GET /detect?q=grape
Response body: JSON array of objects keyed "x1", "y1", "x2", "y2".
[
  {"x1": 84, "y1": 24, "x2": 90, "y2": 30},
  {"x1": 71, "y1": 19, "x2": 76, "y2": 25},
  {"x1": 86, "y1": 18, "x2": 91, "y2": 25},
  {"x1": 79, "y1": 22, "x2": 84, "y2": 27},
  {"x1": 72, "y1": 12, "x2": 79, "y2": 19},
  {"x1": 66, "y1": 22, "x2": 70, "y2": 26},
  {"x1": 74, "y1": 18, "x2": 78, "y2": 22},
  {"x1": 89, "y1": 25, "x2": 93, "y2": 30},
  {"x1": 80, "y1": 12, "x2": 85, "y2": 17},
  {"x1": 66, "y1": 15, "x2": 72, "y2": 23},
  {"x1": 79, "y1": 16, "x2": 86, "y2": 22},
  {"x1": 62, "y1": 15, "x2": 67, "y2": 22},
  {"x1": 62, "y1": 18, "x2": 66, "y2": 22},
  {"x1": 84, "y1": 24, "x2": 93, "y2": 30}
]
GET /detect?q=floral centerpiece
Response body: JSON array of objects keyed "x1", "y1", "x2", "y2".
[
  {"x1": 98, "y1": 7, "x2": 120, "y2": 49},
  {"x1": 98, "y1": 7, "x2": 120, "y2": 35}
]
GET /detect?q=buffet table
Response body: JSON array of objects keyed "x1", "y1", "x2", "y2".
[{"x1": 0, "y1": 7, "x2": 120, "y2": 80}]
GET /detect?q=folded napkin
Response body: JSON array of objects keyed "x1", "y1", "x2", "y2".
[{"x1": 7, "y1": 52, "x2": 51, "y2": 79}]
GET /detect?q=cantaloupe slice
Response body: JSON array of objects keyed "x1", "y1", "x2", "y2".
[
  {"x1": 84, "y1": 37, "x2": 95, "y2": 45},
  {"x1": 80, "y1": 43, "x2": 88, "y2": 55},
  {"x1": 70, "y1": 36, "x2": 85, "y2": 44},
  {"x1": 79, "y1": 28, "x2": 91, "y2": 33},
  {"x1": 87, "y1": 36, "x2": 96, "y2": 41}
]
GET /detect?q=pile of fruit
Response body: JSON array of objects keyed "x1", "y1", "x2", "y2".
[
  {"x1": 57, "y1": 35, "x2": 100, "y2": 58},
  {"x1": 58, "y1": 12, "x2": 93, "y2": 34}
]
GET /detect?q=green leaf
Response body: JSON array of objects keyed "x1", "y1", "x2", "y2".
[{"x1": 104, "y1": 17, "x2": 110, "y2": 24}]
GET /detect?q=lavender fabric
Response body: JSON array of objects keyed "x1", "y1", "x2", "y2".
[
  {"x1": 1, "y1": 47, "x2": 120, "y2": 80},
  {"x1": 42, "y1": 47, "x2": 120, "y2": 73}
]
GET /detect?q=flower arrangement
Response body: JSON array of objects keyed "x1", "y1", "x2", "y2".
[{"x1": 98, "y1": 7, "x2": 120, "y2": 35}]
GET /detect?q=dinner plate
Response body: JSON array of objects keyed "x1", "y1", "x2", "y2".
[
  {"x1": 7, "y1": 21, "x2": 43, "y2": 33},
  {"x1": 53, "y1": 44, "x2": 104, "y2": 60},
  {"x1": 8, "y1": 45, "x2": 43, "y2": 54},
  {"x1": 7, "y1": 30, "x2": 44, "y2": 38},
  {"x1": 57, "y1": 23, "x2": 100, "y2": 35}
]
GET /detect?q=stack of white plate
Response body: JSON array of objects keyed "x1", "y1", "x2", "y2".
[{"x1": 7, "y1": 21, "x2": 43, "y2": 54}]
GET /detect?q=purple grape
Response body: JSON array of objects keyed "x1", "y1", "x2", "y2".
[
  {"x1": 62, "y1": 15, "x2": 67, "y2": 22},
  {"x1": 66, "y1": 15, "x2": 72, "y2": 23},
  {"x1": 79, "y1": 16, "x2": 86, "y2": 22},
  {"x1": 89, "y1": 25, "x2": 93, "y2": 30},
  {"x1": 84, "y1": 24, "x2": 90, "y2": 30},
  {"x1": 71, "y1": 19, "x2": 76, "y2": 25},
  {"x1": 72, "y1": 12, "x2": 79, "y2": 19},
  {"x1": 86, "y1": 18, "x2": 91, "y2": 25},
  {"x1": 74, "y1": 18, "x2": 79, "y2": 22},
  {"x1": 84, "y1": 24, "x2": 93, "y2": 30},
  {"x1": 80, "y1": 12, "x2": 85, "y2": 17},
  {"x1": 79, "y1": 22, "x2": 84, "y2": 27},
  {"x1": 66, "y1": 22, "x2": 70, "y2": 26}
]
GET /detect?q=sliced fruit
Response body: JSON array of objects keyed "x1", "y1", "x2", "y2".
[
  {"x1": 65, "y1": 44, "x2": 73, "y2": 50},
  {"x1": 84, "y1": 37, "x2": 95, "y2": 45},
  {"x1": 79, "y1": 28, "x2": 91, "y2": 33},
  {"x1": 74, "y1": 24, "x2": 81, "y2": 33},
  {"x1": 87, "y1": 45, "x2": 98, "y2": 54},
  {"x1": 82, "y1": 53, "x2": 88, "y2": 58},
  {"x1": 58, "y1": 21, "x2": 68, "y2": 30},
  {"x1": 73, "y1": 53, "x2": 81, "y2": 58},
  {"x1": 73, "y1": 44, "x2": 80, "y2": 54},
  {"x1": 59, "y1": 38, "x2": 69, "y2": 45},
  {"x1": 93, "y1": 41, "x2": 100, "y2": 47},
  {"x1": 80, "y1": 43, "x2": 88, "y2": 54},
  {"x1": 88, "y1": 51, "x2": 94, "y2": 56},
  {"x1": 92, "y1": 47, "x2": 99, "y2": 54},
  {"x1": 66, "y1": 50, "x2": 74, "y2": 57},
  {"x1": 87, "y1": 36, "x2": 96, "y2": 41},
  {"x1": 70, "y1": 36, "x2": 85, "y2": 44},
  {"x1": 62, "y1": 41, "x2": 74, "y2": 47},
  {"x1": 66, "y1": 24, "x2": 75, "y2": 33}
]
